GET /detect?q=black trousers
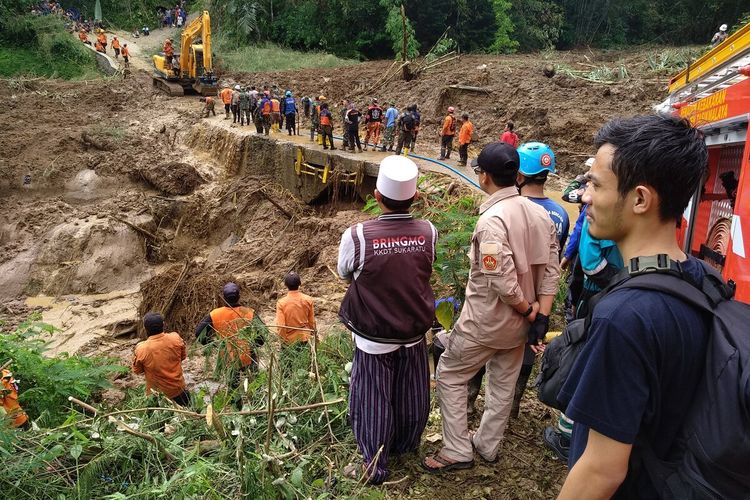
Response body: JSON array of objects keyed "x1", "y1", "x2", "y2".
[
  {"x1": 395, "y1": 129, "x2": 414, "y2": 155},
  {"x1": 347, "y1": 125, "x2": 361, "y2": 150},
  {"x1": 459, "y1": 143, "x2": 469, "y2": 164},
  {"x1": 171, "y1": 389, "x2": 191, "y2": 407},
  {"x1": 321, "y1": 125, "x2": 334, "y2": 149},
  {"x1": 286, "y1": 113, "x2": 296, "y2": 134},
  {"x1": 440, "y1": 135, "x2": 454, "y2": 158}
]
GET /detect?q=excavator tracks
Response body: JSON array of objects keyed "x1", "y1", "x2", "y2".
[{"x1": 152, "y1": 76, "x2": 185, "y2": 96}]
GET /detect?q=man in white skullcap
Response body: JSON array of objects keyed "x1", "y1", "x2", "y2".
[{"x1": 337, "y1": 155, "x2": 438, "y2": 484}]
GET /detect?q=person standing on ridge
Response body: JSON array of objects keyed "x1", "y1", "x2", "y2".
[
  {"x1": 381, "y1": 102, "x2": 399, "y2": 152},
  {"x1": 439, "y1": 106, "x2": 456, "y2": 160},
  {"x1": 111, "y1": 36, "x2": 120, "y2": 58},
  {"x1": 457, "y1": 113, "x2": 474, "y2": 166},
  {"x1": 231, "y1": 85, "x2": 242, "y2": 124},
  {"x1": 220, "y1": 85, "x2": 233, "y2": 120},
  {"x1": 346, "y1": 103, "x2": 363, "y2": 153},
  {"x1": 363, "y1": 98, "x2": 383, "y2": 151},
  {"x1": 284, "y1": 91, "x2": 298, "y2": 136},
  {"x1": 500, "y1": 122, "x2": 519, "y2": 148},
  {"x1": 319, "y1": 102, "x2": 335, "y2": 150}
]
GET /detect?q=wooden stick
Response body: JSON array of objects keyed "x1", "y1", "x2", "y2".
[
  {"x1": 110, "y1": 215, "x2": 158, "y2": 240},
  {"x1": 68, "y1": 396, "x2": 99, "y2": 415},
  {"x1": 0, "y1": 359, "x2": 12, "y2": 371},
  {"x1": 311, "y1": 334, "x2": 336, "y2": 442},
  {"x1": 264, "y1": 350, "x2": 275, "y2": 453},
  {"x1": 108, "y1": 416, "x2": 176, "y2": 461},
  {"x1": 259, "y1": 189, "x2": 294, "y2": 219},
  {"x1": 222, "y1": 398, "x2": 346, "y2": 416},
  {"x1": 447, "y1": 84, "x2": 492, "y2": 93}
]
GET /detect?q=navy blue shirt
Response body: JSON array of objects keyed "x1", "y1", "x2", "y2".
[
  {"x1": 558, "y1": 257, "x2": 709, "y2": 498},
  {"x1": 529, "y1": 197, "x2": 570, "y2": 251}
]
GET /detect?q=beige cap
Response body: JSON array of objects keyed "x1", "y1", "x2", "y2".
[
  {"x1": 376, "y1": 156, "x2": 418, "y2": 201},
  {"x1": 585, "y1": 157, "x2": 595, "y2": 168}
]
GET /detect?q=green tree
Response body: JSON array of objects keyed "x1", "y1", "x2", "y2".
[
  {"x1": 490, "y1": 0, "x2": 518, "y2": 53},
  {"x1": 381, "y1": 1, "x2": 419, "y2": 59},
  {"x1": 509, "y1": 0, "x2": 564, "y2": 50},
  {"x1": 453, "y1": 0, "x2": 497, "y2": 52}
]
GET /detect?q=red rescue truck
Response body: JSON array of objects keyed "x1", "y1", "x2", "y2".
[{"x1": 658, "y1": 21, "x2": 750, "y2": 303}]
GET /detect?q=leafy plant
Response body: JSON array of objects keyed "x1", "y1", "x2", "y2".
[{"x1": 0, "y1": 317, "x2": 126, "y2": 426}]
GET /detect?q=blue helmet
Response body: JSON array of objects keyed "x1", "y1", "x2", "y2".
[
  {"x1": 517, "y1": 142, "x2": 556, "y2": 176},
  {"x1": 285, "y1": 90, "x2": 292, "y2": 97}
]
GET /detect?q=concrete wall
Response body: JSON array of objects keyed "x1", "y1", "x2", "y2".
[{"x1": 84, "y1": 45, "x2": 119, "y2": 76}]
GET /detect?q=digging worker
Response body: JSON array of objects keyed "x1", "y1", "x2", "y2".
[
  {"x1": 132, "y1": 312, "x2": 191, "y2": 407},
  {"x1": 1, "y1": 368, "x2": 29, "y2": 429},
  {"x1": 275, "y1": 272, "x2": 316, "y2": 345},
  {"x1": 220, "y1": 85, "x2": 233, "y2": 120},
  {"x1": 195, "y1": 283, "x2": 266, "y2": 378},
  {"x1": 439, "y1": 106, "x2": 456, "y2": 160},
  {"x1": 201, "y1": 95, "x2": 216, "y2": 118},
  {"x1": 424, "y1": 142, "x2": 560, "y2": 473},
  {"x1": 338, "y1": 155, "x2": 438, "y2": 484},
  {"x1": 381, "y1": 102, "x2": 399, "y2": 152},
  {"x1": 111, "y1": 36, "x2": 121, "y2": 58},
  {"x1": 363, "y1": 98, "x2": 383, "y2": 151},
  {"x1": 457, "y1": 113, "x2": 474, "y2": 167},
  {"x1": 79, "y1": 29, "x2": 91, "y2": 45}
]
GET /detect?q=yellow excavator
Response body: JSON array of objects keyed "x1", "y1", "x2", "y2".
[{"x1": 152, "y1": 10, "x2": 218, "y2": 96}]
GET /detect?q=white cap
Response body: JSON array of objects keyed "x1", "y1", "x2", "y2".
[
  {"x1": 376, "y1": 156, "x2": 418, "y2": 201},
  {"x1": 234, "y1": 84, "x2": 241, "y2": 90},
  {"x1": 585, "y1": 157, "x2": 595, "y2": 168},
  {"x1": 720, "y1": 24, "x2": 727, "y2": 31}
]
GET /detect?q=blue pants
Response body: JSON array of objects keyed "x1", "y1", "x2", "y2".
[{"x1": 349, "y1": 339, "x2": 429, "y2": 484}]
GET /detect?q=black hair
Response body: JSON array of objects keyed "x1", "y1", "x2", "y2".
[
  {"x1": 521, "y1": 171, "x2": 548, "y2": 185},
  {"x1": 489, "y1": 171, "x2": 518, "y2": 188},
  {"x1": 462, "y1": 113, "x2": 469, "y2": 120},
  {"x1": 507, "y1": 121, "x2": 514, "y2": 131},
  {"x1": 320, "y1": 103, "x2": 329, "y2": 110},
  {"x1": 284, "y1": 272, "x2": 301, "y2": 290},
  {"x1": 143, "y1": 312, "x2": 164, "y2": 336},
  {"x1": 594, "y1": 115, "x2": 707, "y2": 222},
  {"x1": 381, "y1": 194, "x2": 415, "y2": 211}
]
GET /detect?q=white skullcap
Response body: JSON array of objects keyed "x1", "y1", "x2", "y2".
[
  {"x1": 376, "y1": 155, "x2": 418, "y2": 201},
  {"x1": 585, "y1": 157, "x2": 595, "y2": 168},
  {"x1": 234, "y1": 84, "x2": 241, "y2": 90}
]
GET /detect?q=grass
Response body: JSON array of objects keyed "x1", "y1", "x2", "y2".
[
  {"x1": 216, "y1": 40, "x2": 359, "y2": 73},
  {"x1": 0, "y1": 46, "x2": 99, "y2": 79}
]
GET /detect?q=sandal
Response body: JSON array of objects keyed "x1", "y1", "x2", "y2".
[
  {"x1": 343, "y1": 462, "x2": 365, "y2": 480},
  {"x1": 422, "y1": 453, "x2": 474, "y2": 473},
  {"x1": 470, "y1": 431, "x2": 499, "y2": 464}
]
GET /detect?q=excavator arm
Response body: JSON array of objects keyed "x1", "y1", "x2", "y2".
[{"x1": 179, "y1": 11, "x2": 212, "y2": 79}]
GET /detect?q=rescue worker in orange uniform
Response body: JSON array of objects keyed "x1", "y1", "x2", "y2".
[
  {"x1": 275, "y1": 272, "x2": 316, "y2": 345},
  {"x1": 195, "y1": 283, "x2": 266, "y2": 379},
  {"x1": 271, "y1": 95, "x2": 282, "y2": 132},
  {"x1": 220, "y1": 86, "x2": 233, "y2": 119},
  {"x1": 163, "y1": 38, "x2": 175, "y2": 69},
  {"x1": 121, "y1": 44, "x2": 130, "y2": 67},
  {"x1": 439, "y1": 106, "x2": 457, "y2": 160},
  {"x1": 1, "y1": 368, "x2": 29, "y2": 429},
  {"x1": 202, "y1": 95, "x2": 216, "y2": 117},
  {"x1": 94, "y1": 40, "x2": 105, "y2": 53},
  {"x1": 111, "y1": 36, "x2": 121, "y2": 58},
  {"x1": 97, "y1": 30, "x2": 107, "y2": 52},
  {"x1": 132, "y1": 312, "x2": 191, "y2": 406},
  {"x1": 457, "y1": 113, "x2": 474, "y2": 166},
  {"x1": 79, "y1": 30, "x2": 91, "y2": 45},
  {"x1": 363, "y1": 98, "x2": 383, "y2": 151}
]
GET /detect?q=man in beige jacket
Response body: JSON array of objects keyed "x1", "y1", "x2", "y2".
[{"x1": 424, "y1": 142, "x2": 560, "y2": 472}]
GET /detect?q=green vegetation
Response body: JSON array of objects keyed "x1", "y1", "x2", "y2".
[
  {"x1": 0, "y1": 320, "x2": 372, "y2": 498},
  {"x1": 215, "y1": 38, "x2": 358, "y2": 73},
  {"x1": 0, "y1": 14, "x2": 98, "y2": 79},
  {"x1": 0, "y1": 318, "x2": 125, "y2": 427}
]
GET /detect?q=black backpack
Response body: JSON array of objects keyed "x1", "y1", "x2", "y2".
[
  {"x1": 537, "y1": 257, "x2": 750, "y2": 499},
  {"x1": 401, "y1": 112, "x2": 416, "y2": 131}
]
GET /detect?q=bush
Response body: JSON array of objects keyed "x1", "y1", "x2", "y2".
[{"x1": 0, "y1": 317, "x2": 126, "y2": 426}]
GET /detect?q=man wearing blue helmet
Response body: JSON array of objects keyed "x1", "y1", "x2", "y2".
[{"x1": 512, "y1": 142, "x2": 569, "y2": 419}]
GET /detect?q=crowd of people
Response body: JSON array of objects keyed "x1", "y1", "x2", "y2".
[
  {"x1": 206, "y1": 85, "x2": 530, "y2": 168},
  {"x1": 160, "y1": 3, "x2": 188, "y2": 29}
]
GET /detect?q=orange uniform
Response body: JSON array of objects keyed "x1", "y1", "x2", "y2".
[
  {"x1": 220, "y1": 88, "x2": 233, "y2": 105},
  {"x1": 79, "y1": 31, "x2": 88, "y2": 43},
  {"x1": 459, "y1": 120, "x2": 474, "y2": 145},
  {"x1": 275, "y1": 290, "x2": 316, "y2": 344},
  {"x1": 163, "y1": 41, "x2": 174, "y2": 57},
  {"x1": 441, "y1": 114, "x2": 456, "y2": 136},
  {"x1": 132, "y1": 332, "x2": 187, "y2": 398},
  {"x1": 97, "y1": 32, "x2": 107, "y2": 47},
  {"x1": 209, "y1": 306, "x2": 255, "y2": 367},
  {"x1": 271, "y1": 99, "x2": 281, "y2": 113},
  {"x1": 121, "y1": 46, "x2": 130, "y2": 58},
  {"x1": 1, "y1": 369, "x2": 29, "y2": 428},
  {"x1": 94, "y1": 40, "x2": 104, "y2": 53},
  {"x1": 111, "y1": 37, "x2": 120, "y2": 49}
]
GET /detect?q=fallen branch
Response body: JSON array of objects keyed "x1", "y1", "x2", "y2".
[
  {"x1": 223, "y1": 398, "x2": 346, "y2": 417},
  {"x1": 161, "y1": 260, "x2": 191, "y2": 317},
  {"x1": 265, "y1": 351, "x2": 275, "y2": 453},
  {"x1": 108, "y1": 415, "x2": 176, "y2": 461},
  {"x1": 110, "y1": 215, "x2": 158, "y2": 240},
  {"x1": 259, "y1": 189, "x2": 294, "y2": 219},
  {"x1": 447, "y1": 84, "x2": 492, "y2": 93}
]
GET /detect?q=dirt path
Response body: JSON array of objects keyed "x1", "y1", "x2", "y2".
[{"x1": 108, "y1": 14, "x2": 196, "y2": 72}]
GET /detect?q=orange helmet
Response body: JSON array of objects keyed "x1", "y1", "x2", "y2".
[{"x1": 319, "y1": 95, "x2": 327, "y2": 101}]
